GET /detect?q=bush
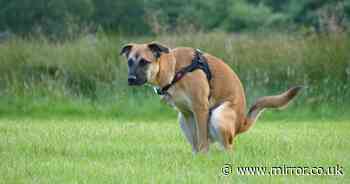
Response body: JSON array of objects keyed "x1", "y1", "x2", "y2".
[{"x1": 225, "y1": 0, "x2": 272, "y2": 31}]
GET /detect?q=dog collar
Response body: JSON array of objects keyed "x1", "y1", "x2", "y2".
[{"x1": 155, "y1": 49, "x2": 212, "y2": 96}]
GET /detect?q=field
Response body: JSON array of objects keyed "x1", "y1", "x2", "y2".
[
  {"x1": 0, "y1": 118, "x2": 349, "y2": 183},
  {"x1": 0, "y1": 32, "x2": 349, "y2": 183}
]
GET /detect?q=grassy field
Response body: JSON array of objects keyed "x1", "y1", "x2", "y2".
[
  {"x1": 0, "y1": 33, "x2": 349, "y2": 183},
  {"x1": 0, "y1": 117, "x2": 348, "y2": 183}
]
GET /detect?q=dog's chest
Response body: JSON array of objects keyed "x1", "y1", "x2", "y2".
[{"x1": 161, "y1": 88, "x2": 192, "y2": 112}]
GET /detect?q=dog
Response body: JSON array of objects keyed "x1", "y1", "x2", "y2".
[{"x1": 120, "y1": 42, "x2": 302, "y2": 153}]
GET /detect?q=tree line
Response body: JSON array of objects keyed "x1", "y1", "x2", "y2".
[{"x1": 0, "y1": 0, "x2": 349, "y2": 38}]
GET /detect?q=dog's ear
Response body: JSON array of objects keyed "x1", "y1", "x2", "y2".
[
  {"x1": 148, "y1": 42, "x2": 170, "y2": 58},
  {"x1": 120, "y1": 44, "x2": 133, "y2": 57}
]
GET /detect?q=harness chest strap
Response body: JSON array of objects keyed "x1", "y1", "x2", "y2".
[{"x1": 155, "y1": 49, "x2": 212, "y2": 96}]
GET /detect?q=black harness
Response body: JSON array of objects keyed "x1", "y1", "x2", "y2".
[{"x1": 155, "y1": 49, "x2": 212, "y2": 96}]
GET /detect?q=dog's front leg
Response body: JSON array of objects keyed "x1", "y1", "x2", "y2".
[
  {"x1": 193, "y1": 105, "x2": 210, "y2": 153},
  {"x1": 179, "y1": 113, "x2": 199, "y2": 153}
]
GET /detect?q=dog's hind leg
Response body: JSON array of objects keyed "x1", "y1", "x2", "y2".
[
  {"x1": 178, "y1": 113, "x2": 198, "y2": 153},
  {"x1": 209, "y1": 102, "x2": 237, "y2": 150}
]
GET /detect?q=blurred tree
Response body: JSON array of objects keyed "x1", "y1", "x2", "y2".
[
  {"x1": 0, "y1": 0, "x2": 349, "y2": 37},
  {"x1": 294, "y1": 0, "x2": 349, "y2": 33},
  {"x1": 92, "y1": 0, "x2": 149, "y2": 35},
  {"x1": 224, "y1": 0, "x2": 275, "y2": 31},
  {"x1": 0, "y1": 0, "x2": 94, "y2": 38}
]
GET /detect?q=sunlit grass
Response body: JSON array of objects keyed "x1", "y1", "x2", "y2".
[{"x1": 0, "y1": 118, "x2": 348, "y2": 183}]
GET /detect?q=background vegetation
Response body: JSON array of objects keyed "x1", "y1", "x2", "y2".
[
  {"x1": 0, "y1": 32, "x2": 349, "y2": 120},
  {"x1": 0, "y1": 0, "x2": 350, "y2": 38}
]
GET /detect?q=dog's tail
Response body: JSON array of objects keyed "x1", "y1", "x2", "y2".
[{"x1": 238, "y1": 86, "x2": 303, "y2": 134}]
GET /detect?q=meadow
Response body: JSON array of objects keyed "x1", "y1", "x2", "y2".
[
  {"x1": 0, "y1": 118, "x2": 349, "y2": 183},
  {"x1": 0, "y1": 32, "x2": 349, "y2": 183}
]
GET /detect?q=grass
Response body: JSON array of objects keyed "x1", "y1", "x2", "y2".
[
  {"x1": 0, "y1": 117, "x2": 349, "y2": 183},
  {"x1": 0, "y1": 32, "x2": 349, "y2": 119}
]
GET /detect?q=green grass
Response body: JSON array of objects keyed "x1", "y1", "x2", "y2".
[
  {"x1": 1, "y1": 118, "x2": 349, "y2": 183},
  {"x1": 0, "y1": 32, "x2": 349, "y2": 119}
]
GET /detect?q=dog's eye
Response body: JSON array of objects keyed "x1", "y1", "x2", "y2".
[{"x1": 139, "y1": 59, "x2": 150, "y2": 66}]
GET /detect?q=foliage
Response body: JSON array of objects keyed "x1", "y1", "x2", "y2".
[
  {"x1": 0, "y1": 0, "x2": 350, "y2": 37},
  {"x1": 224, "y1": 0, "x2": 279, "y2": 31}
]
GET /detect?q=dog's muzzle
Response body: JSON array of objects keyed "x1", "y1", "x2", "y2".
[
  {"x1": 128, "y1": 75, "x2": 138, "y2": 85},
  {"x1": 128, "y1": 75, "x2": 146, "y2": 86}
]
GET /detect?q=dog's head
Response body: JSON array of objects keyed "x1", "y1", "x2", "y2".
[{"x1": 120, "y1": 42, "x2": 171, "y2": 86}]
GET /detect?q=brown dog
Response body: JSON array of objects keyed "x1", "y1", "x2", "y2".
[{"x1": 120, "y1": 42, "x2": 302, "y2": 153}]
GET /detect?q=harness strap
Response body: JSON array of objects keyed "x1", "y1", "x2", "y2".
[{"x1": 155, "y1": 49, "x2": 212, "y2": 96}]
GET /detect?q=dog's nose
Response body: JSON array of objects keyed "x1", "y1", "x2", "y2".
[{"x1": 128, "y1": 75, "x2": 137, "y2": 85}]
